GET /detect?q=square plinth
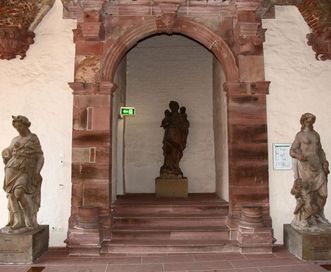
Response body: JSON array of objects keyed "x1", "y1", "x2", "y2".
[
  {"x1": 155, "y1": 178, "x2": 188, "y2": 198},
  {"x1": 284, "y1": 224, "x2": 331, "y2": 260},
  {"x1": 0, "y1": 225, "x2": 49, "y2": 264}
]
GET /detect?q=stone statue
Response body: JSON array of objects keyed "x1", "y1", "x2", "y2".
[
  {"x1": 290, "y1": 113, "x2": 330, "y2": 230},
  {"x1": 160, "y1": 101, "x2": 189, "y2": 178},
  {"x1": 1, "y1": 116, "x2": 44, "y2": 233}
]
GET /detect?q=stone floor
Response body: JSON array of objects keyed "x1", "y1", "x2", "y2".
[{"x1": 0, "y1": 246, "x2": 329, "y2": 272}]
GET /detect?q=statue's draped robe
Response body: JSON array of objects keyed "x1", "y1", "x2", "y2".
[{"x1": 3, "y1": 133, "x2": 43, "y2": 197}]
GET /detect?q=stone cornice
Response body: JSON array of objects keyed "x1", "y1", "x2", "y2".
[{"x1": 0, "y1": 0, "x2": 55, "y2": 60}]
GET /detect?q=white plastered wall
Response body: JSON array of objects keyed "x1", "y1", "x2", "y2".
[
  {"x1": 263, "y1": 6, "x2": 331, "y2": 244},
  {"x1": 0, "y1": 0, "x2": 75, "y2": 246},
  {"x1": 124, "y1": 35, "x2": 216, "y2": 193}
]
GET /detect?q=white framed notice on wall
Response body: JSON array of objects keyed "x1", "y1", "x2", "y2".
[{"x1": 273, "y1": 143, "x2": 292, "y2": 170}]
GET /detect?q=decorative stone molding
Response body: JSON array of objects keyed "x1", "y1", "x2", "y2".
[
  {"x1": 0, "y1": 0, "x2": 55, "y2": 60},
  {"x1": 224, "y1": 81, "x2": 270, "y2": 95},
  {"x1": 297, "y1": 0, "x2": 331, "y2": 60}
]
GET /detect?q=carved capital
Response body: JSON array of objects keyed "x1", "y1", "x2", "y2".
[
  {"x1": 0, "y1": 0, "x2": 55, "y2": 60},
  {"x1": 224, "y1": 81, "x2": 270, "y2": 95},
  {"x1": 234, "y1": 22, "x2": 266, "y2": 55},
  {"x1": 68, "y1": 81, "x2": 117, "y2": 95}
]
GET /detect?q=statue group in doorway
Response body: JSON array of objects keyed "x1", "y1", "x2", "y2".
[
  {"x1": 160, "y1": 101, "x2": 189, "y2": 178},
  {"x1": 1, "y1": 115, "x2": 44, "y2": 233},
  {"x1": 290, "y1": 113, "x2": 330, "y2": 231}
]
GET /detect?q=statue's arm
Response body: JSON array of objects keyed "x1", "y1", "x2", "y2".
[{"x1": 290, "y1": 133, "x2": 305, "y2": 161}]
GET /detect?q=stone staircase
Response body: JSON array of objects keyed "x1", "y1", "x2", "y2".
[{"x1": 102, "y1": 193, "x2": 239, "y2": 254}]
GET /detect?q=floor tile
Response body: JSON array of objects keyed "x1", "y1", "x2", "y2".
[
  {"x1": 142, "y1": 255, "x2": 194, "y2": 263},
  {"x1": 164, "y1": 260, "x2": 233, "y2": 271},
  {"x1": 90, "y1": 256, "x2": 141, "y2": 264},
  {"x1": 106, "y1": 263, "x2": 163, "y2": 272},
  {"x1": 242, "y1": 254, "x2": 276, "y2": 260},
  {"x1": 35, "y1": 257, "x2": 92, "y2": 265},
  {"x1": 230, "y1": 257, "x2": 300, "y2": 268},
  {"x1": 259, "y1": 264, "x2": 327, "y2": 272},
  {"x1": 193, "y1": 253, "x2": 246, "y2": 262}
]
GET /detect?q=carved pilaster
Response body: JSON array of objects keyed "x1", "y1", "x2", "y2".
[{"x1": 224, "y1": 81, "x2": 271, "y2": 241}]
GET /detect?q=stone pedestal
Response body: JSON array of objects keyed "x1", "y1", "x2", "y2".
[
  {"x1": 155, "y1": 178, "x2": 188, "y2": 197},
  {"x1": 284, "y1": 224, "x2": 331, "y2": 260},
  {"x1": 0, "y1": 225, "x2": 49, "y2": 264}
]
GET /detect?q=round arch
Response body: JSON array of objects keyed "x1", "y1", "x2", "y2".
[{"x1": 101, "y1": 17, "x2": 239, "y2": 83}]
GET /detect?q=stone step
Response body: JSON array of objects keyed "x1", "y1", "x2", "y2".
[
  {"x1": 112, "y1": 203, "x2": 228, "y2": 216},
  {"x1": 102, "y1": 239, "x2": 239, "y2": 254},
  {"x1": 112, "y1": 214, "x2": 227, "y2": 228},
  {"x1": 111, "y1": 226, "x2": 229, "y2": 240}
]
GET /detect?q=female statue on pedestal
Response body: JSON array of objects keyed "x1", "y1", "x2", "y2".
[
  {"x1": 2, "y1": 115, "x2": 44, "y2": 233},
  {"x1": 290, "y1": 113, "x2": 330, "y2": 230},
  {"x1": 160, "y1": 101, "x2": 189, "y2": 178}
]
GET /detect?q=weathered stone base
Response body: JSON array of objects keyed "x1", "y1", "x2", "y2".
[
  {"x1": 238, "y1": 226, "x2": 273, "y2": 254},
  {"x1": 284, "y1": 224, "x2": 331, "y2": 260},
  {"x1": 155, "y1": 178, "x2": 188, "y2": 198},
  {"x1": 0, "y1": 225, "x2": 49, "y2": 264}
]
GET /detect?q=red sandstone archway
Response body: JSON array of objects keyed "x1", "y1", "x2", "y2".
[
  {"x1": 101, "y1": 17, "x2": 239, "y2": 84},
  {"x1": 67, "y1": 2, "x2": 273, "y2": 255}
]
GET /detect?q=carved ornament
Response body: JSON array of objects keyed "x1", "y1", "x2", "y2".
[
  {"x1": 297, "y1": 0, "x2": 331, "y2": 60},
  {"x1": 257, "y1": 0, "x2": 331, "y2": 61},
  {"x1": 0, "y1": 0, "x2": 55, "y2": 60}
]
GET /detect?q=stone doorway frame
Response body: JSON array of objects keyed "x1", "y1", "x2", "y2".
[{"x1": 65, "y1": 0, "x2": 273, "y2": 255}]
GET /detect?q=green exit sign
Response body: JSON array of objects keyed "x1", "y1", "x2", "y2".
[{"x1": 120, "y1": 107, "x2": 135, "y2": 117}]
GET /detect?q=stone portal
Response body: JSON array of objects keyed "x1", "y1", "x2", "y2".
[{"x1": 62, "y1": 0, "x2": 273, "y2": 255}]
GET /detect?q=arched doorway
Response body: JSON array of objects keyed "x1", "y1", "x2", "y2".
[
  {"x1": 67, "y1": 1, "x2": 273, "y2": 255},
  {"x1": 112, "y1": 34, "x2": 223, "y2": 196}
]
